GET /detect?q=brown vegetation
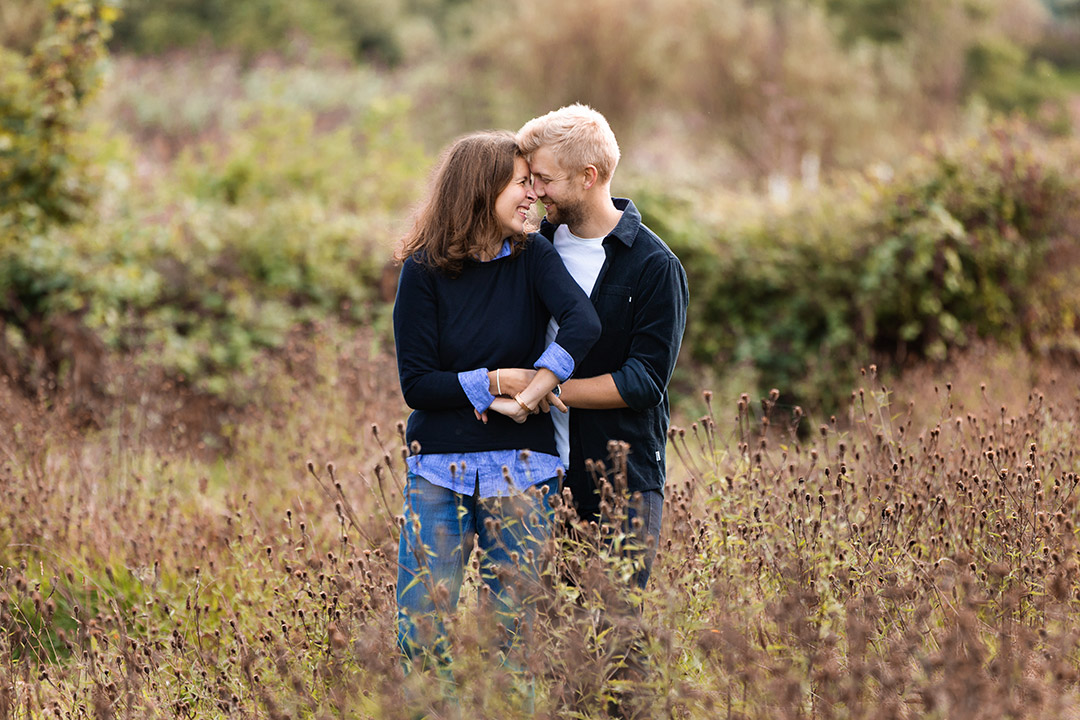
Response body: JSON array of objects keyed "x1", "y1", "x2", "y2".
[{"x1": 5, "y1": 340, "x2": 1080, "y2": 717}]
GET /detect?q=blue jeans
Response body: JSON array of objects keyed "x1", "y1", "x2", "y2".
[
  {"x1": 622, "y1": 489, "x2": 663, "y2": 589},
  {"x1": 396, "y1": 471, "x2": 557, "y2": 668}
]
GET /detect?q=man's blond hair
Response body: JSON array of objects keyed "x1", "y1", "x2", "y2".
[{"x1": 517, "y1": 104, "x2": 620, "y2": 183}]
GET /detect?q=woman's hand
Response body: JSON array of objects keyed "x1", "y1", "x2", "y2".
[
  {"x1": 488, "y1": 396, "x2": 534, "y2": 424},
  {"x1": 489, "y1": 368, "x2": 536, "y2": 397}
]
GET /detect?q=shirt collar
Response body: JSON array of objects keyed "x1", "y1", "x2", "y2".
[
  {"x1": 539, "y1": 197, "x2": 641, "y2": 248},
  {"x1": 473, "y1": 238, "x2": 512, "y2": 262}
]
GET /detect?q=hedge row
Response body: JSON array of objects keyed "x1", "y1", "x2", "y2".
[
  {"x1": 1, "y1": 97, "x2": 425, "y2": 399},
  {"x1": 646, "y1": 120, "x2": 1080, "y2": 409},
  {"x1": 4, "y1": 7, "x2": 1079, "y2": 411}
]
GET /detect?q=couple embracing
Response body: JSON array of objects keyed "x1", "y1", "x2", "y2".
[{"x1": 392, "y1": 104, "x2": 688, "y2": 680}]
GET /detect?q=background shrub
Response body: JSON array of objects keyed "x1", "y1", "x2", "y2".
[
  {"x1": 649, "y1": 121, "x2": 1080, "y2": 409},
  {"x1": 3, "y1": 0, "x2": 1080, "y2": 416}
]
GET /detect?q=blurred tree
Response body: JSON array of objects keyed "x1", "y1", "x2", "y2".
[
  {"x1": 110, "y1": 0, "x2": 341, "y2": 60},
  {"x1": 106, "y1": 0, "x2": 471, "y2": 64},
  {"x1": 820, "y1": 0, "x2": 1060, "y2": 114},
  {"x1": 0, "y1": 0, "x2": 116, "y2": 238},
  {"x1": 1035, "y1": 0, "x2": 1080, "y2": 69},
  {"x1": 108, "y1": 0, "x2": 225, "y2": 54},
  {"x1": 0, "y1": 0, "x2": 116, "y2": 395},
  {"x1": 0, "y1": 0, "x2": 50, "y2": 53},
  {"x1": 431, "y1": 0, "x2": 912, "y2": 177},
  {"x1": 1043, "y1": 0, "x2": 1080, "y2": 18},
  {"x1": 823, "y1": 0, "x2": 908, "y2": 44}
]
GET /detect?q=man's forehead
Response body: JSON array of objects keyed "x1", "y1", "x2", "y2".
[{"x1": 528, "y1": 146, "x2": 564, "y2": 175}]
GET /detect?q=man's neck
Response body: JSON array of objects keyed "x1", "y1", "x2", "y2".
[{"x1": 567, "y1": 195, "x2": 623, "y2": 239}]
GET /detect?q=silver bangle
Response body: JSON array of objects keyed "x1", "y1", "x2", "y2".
[{"x1": 496, "y1": 368, "x2": 502, "y2": 396}]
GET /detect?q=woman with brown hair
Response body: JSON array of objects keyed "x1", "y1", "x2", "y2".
[{"x1": 392, "y1": 130, "x2": 599, "y2": 689}]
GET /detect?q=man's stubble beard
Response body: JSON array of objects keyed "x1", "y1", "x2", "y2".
[{"x1": 548, "y1": 197, "x2": 588, "y2": 234}]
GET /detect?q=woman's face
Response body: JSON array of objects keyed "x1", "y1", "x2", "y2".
[{"x1": 494, "y1": 157, "x2": 537, "y2": 238}]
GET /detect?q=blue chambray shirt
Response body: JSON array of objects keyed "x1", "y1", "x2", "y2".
[{"x1": 406, "y1": 239, "x2": 574, "y2": 497}]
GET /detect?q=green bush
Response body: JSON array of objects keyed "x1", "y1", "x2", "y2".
[
  {"x1": 0, "y1": 0, "x2": 116, "y2": 237},
  {"x1": 1, "y1": 9, "x2": 427, "y2": 400},
  {"x1": 2, "y1": 8, "x2": 431, "y2": 403},
  {"x1": 0, "y1": 1, "x2": 117, "y2": 393},
  {"x1": 420, "y1": 0, "x2": 1064, "y2": 183},
  {"x1": 647, "y1": 121, "x2": 1080, "y2": 410},
  {"x1": 1, "y1": 95, "x2": 426, "y2": 399},
  {"x1": 107, "y1": 0, "x2": 461, "y2": 64}
]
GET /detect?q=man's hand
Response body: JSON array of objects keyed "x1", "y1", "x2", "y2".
[
  {"x1": 489, "y1": 368, "x2": 536, "y2": 397},
  {"x1": 537, "y1": 391, "x2": 568, "y2": 414}
]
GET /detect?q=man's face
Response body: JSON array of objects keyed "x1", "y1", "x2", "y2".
[{"x1": 529, "y1": 146, "x2": 587, "y2": 231}]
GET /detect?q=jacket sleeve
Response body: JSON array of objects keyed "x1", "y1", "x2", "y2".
[
  {"x1": 530, "y1": 238, "x2": 601, "y2": 367},
  {"x1": 611, "y1": 253, "x2": 689, "y2": 411},
  {"x1": 393, "y1": 259, "x2": 472, "y2": 411}
]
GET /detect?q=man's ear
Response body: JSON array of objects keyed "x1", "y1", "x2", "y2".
[{"x1": 582, "y1": 164, "x2": 599, "y2": 190}]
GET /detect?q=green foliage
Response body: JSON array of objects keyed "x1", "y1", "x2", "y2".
[
  {"x1": 2, "y1": 568, "x2": 142, "y2": 664},
  {"x1": 1044, "y1": 0, "x2": 1080, "y2": 17},
  {"x1": 2, "y1": 18, "x2": 436, "y2": 401},
  {"x1": 823, "y1": 0, "x2": 910, "y2": 44},
  {"x1": 108, "y1": 0, "x2": 461, "y2": 64},
  {"x1": 0, "y1": 0, "x2": 117, "y2": 237},
  {"x1": 4, "y1": 2, "x2": 1079, "y2": 411},
  {"x1": 966, "y1": 37, "x2": 1061, "y2": 113},
  {"x1": 1034, "y1": 17, "x2": 1080, "y2": 70},
  {"x1": 425, "y1": 0, "x2": 1066, "y2": 185},
  {"x1": 0, "y1": 1, "x2": 119, "y2": 396},
  {"x1": 111, "y1": 0, "x2": 340, "y2": 60},
  {"x1": 1, "y1": 96, "x2": 426, "y2": 398},
  {"x1": 648, "y1": 122, "x2": 1080, "y2": 409},
  {"x1": 0, "y1": 0, "x2": 50, "y2": 53}
]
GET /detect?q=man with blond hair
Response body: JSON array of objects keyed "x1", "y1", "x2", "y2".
[{"x1": 494, "y1": 103, "x2": 688, "y2": 588}]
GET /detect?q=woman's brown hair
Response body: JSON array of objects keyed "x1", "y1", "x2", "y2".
[{"x1": 396, "y1": 130, "x2": 527, "y2": 277}]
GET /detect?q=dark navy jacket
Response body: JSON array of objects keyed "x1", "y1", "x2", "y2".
[{"x1": 540, "y1": 198, "x2": 688, "y2": 509}]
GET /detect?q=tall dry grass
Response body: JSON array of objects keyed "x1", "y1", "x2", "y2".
[{"x1": 3, "y1": 338, "x2": 1080, "y2": 718}]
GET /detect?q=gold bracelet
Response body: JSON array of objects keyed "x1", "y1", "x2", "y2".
[{"x1": 514, "y1": 393, "x2": 534, "y2": 413}]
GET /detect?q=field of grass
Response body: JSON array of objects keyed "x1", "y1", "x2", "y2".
[
  {"x1": 4, "y1": 329, "x2": 1080, "y2": 719},
  {"x1": 5, "y1": 4, "x2": 1080, "y2": 717}
]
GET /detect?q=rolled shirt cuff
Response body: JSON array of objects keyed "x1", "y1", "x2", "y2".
[
  {"x1": 458, "y1": 368, "x2": 495, "y2": 413},
  {"x1": 533, "y1": 342, "x2": 575, "y2": 383}
]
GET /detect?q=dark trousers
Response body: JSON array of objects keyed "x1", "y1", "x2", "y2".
[{"x1": 572, "y1": 488, "x2": 663, "y2": 589}]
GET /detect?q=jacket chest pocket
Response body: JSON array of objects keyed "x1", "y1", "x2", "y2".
[{"x1": 595, "y1": 284, "x2": 633, "y2": 334}]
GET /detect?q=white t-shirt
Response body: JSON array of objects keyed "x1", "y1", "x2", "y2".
[{"x1": 545, "y1": 224, "x2": 609, "y2": 466}]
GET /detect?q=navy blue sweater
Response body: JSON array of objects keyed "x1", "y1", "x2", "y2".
[{"x1": 394, "y1": 237, "x2": 601, "y2": 457}]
